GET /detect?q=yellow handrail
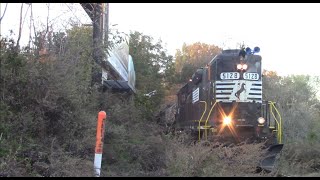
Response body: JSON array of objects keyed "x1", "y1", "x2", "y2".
[
  {"x1": 203, "y1": 101, "x2": 218, "y2": 140},
  {"x1": 269, "y1": 101, "x2": 282, "y2": 144},
  {"x1": 198, "y1": 101, "x2": 207, "y2": 141}
]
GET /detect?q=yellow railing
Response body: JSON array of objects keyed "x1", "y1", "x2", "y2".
[
  {"x1": 197, "y1": 101, "x2": 207, "y2": 141},
  {"x1": 269, "y1": 101, "x2": 282, "y2": 144},
  {"x1": 197, "y1": 101, "x2": 217, "y2": 141},
  {"x1": 204, "y1": 101, "x2": 217, "y2": 140}
]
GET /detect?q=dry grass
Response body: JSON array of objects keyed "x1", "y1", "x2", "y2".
[
  {"x1": 164, "y1": 131, "x2": 270, "y2": 177},
  {"x1": 277, "y1": 142, "x2": 320, "y2": 177},
  {"x1": 47, "y1": 149, "x2": 94, "y2": 177},
  {"x1": 0, "y1": 146, "x2": 94, "y2": 177}
]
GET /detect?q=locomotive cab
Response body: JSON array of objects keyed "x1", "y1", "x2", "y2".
[{"x1": 191, "y1": 68, "x2": 204, "y2": 85}]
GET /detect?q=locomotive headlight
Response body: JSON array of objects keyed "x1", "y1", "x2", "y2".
[
  {"x1": 237, "y1": 64, "x2": 247, "y2": 70},
  {"x1": 223, "y1": 116, "x2": 232, "y2": 125},
  {"x1": 257, "y1": 117, "x2": 265, "y2": 124},
  {"x1": 242, "y1": 64, "x2": 248, "y2": 70}
]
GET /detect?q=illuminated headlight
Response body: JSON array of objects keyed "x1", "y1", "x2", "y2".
[
  {"x1": 242, "y1": 64, "x2": 248, "y2": 70},
  {"x1": 257, "y1": 117, "x2": 265, "y2": 124},
  {"x1": 237, "y1": 64, "x2": 247, "y2": 70},
  {"x1": 223, "y1": 117, "x2": 231, "y2": 125}
]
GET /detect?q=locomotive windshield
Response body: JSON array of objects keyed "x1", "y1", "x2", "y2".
[
  {"x1": 245, "y1": 55, "x2": 261, "y2": 74},
  {"x1": 217, "y1": 59, "x2": 237, "y2": 73}
]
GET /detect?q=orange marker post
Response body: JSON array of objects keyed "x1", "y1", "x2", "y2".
[{"x1": 94, "y1": 111, "x2": 107, "y2": 177}]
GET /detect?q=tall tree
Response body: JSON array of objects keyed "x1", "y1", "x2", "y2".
[
  {"x1": 263, "y1": 70, "x2": 320, "y2": 142},
  {"x1": 174, "y1": 42, "x2": 222, "y2": 82},
  {"x1": 129, "y1": 31, "x2": 174, "y2": 117},
  {"x1": 129, "y1": 31, "x2": 173, "y2": 91}
]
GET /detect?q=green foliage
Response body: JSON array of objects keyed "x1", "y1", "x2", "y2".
[
  {"x1": 163, "y1": 58, "x2": 178, "y2": 88},
  {"x1": 93, "y1": 91, "x2": 167, "y2": 176},
  {"x1": 263, "y1": 70, "x2": 320, "y2": 143},
  {"x1": 1, "y1": 25, "x2": 175, "y2": 176},
  {"x1": 0, "y1": 26, "x2": 100, "y2": 176},
  {"x1": 180, "y1": 63, "x2": 195, "y2": 82},
  {"x1": 129, "y1": 31, "x2": 169, "y2": 88},
  {"x1": 129, "y1": 31, "x2": 173, "y2": 118}
]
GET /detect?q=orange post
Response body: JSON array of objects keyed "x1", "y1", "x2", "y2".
[{"x1": 94, "y1": 111, "x2": 107, "y2": 177}]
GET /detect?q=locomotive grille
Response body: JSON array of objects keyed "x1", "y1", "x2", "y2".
[{"x1": 215, "y1": 80, "x2": 262, "y2": 103}]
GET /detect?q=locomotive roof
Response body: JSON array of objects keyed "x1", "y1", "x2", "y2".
[
  {"x1": 221, "y1": 49, "x2": 242, "y2": 55},
  {"x1": 208, "y1": 49, "x2": 261, "y2": 65}
]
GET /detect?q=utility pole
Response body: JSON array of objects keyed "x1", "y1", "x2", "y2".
[
  {"x1": 80, "y1": 3, "x2": 108, "y2": 69},
  {"x1": 81, "y1": 3, "x2": 111, "y2": 86},
  {"x1": 103, "y1": 3, "x2": 109, "y2": 51},
  {"x1": 80, "y1": 4, "x2": 110, "y2": 177},
  {"x1": 92, "y1": 3, "x2": 103, "y2": 66}
]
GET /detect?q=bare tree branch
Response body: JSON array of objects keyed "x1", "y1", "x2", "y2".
[
  {"x1": 28, "y1": 3, "x2": 33, "y2": 51},
  {"x1": 31, "y1": 4, "x2": 37, "y2": 44},
  {"x1": 48, "y1": 6, "x2": 70, "y2": 25},
  {"x1": 0, "y1": 3, "x2": 8, "y2": 22},
  {"x1": 65, "y1": 3, "x2": 82, "y2": 25},
  {"x1": 21, "y1": 4, "x2": 30, "y2": 32},
  {"x1": 16, "y1": 3, "x2": 24, "y2": 49},
  {"x1": 39, "y1": 3, "x2": 50, "y2": 55},
  {"x1": 46, "y1": 3, "x2": 50, "y2": 36}
]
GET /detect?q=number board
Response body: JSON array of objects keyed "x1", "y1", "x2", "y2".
[
  {"x1": 220, "y1": 72, "x2": 240, "y2": 80},
  {"x1": 243, "y1": 72, "x2": 259, "y2": 80}
]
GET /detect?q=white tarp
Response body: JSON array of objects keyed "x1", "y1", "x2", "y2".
[
  {"x1": 106, "y1": 50, "x2": 128, "y2": 81},
  {"x1": 102, "y1": 68, "x2": 108, "y2": 83},
  {"x1": 112, "y1": 42, "x2": 129, "y2": 72},
  {"x1": 102, "y1": 40, "x2": 136, "y2": 92},
  {"x1": 128, "y1": 55, "x2": 136, "y2": 92}
]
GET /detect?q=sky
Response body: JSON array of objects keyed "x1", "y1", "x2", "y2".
[{"x1": 1, "y1": 3, "x2": 320, "y2": 76}]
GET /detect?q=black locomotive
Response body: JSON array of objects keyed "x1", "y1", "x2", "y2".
[{"x1": 175, "y1": 47, "x2": 283, "y2": 144}]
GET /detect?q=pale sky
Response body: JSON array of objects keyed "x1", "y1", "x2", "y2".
[{"x1": 1, "y1": 3, "x2": 320, "y2": 76}]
